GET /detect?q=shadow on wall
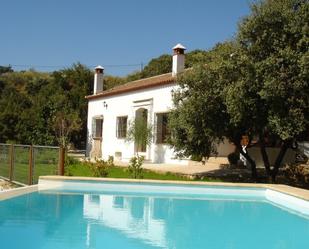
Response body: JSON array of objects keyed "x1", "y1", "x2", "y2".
[
  {"x1": 247, "y1": 147, "x2": 296, "y2": 168},
  {"x1": 154, "y1": 145, "x2": 167, "y2": 163},
  {"x1": 215, "y1": 139, "x2": 236, "y2": 157},
  {"x1": 298, "y1": 141, "x2": 309, "y2": 158}
]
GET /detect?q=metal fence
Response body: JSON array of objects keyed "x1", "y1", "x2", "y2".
[{"x1": 0, "y1": 143, "x2": 64, "y2": 185}]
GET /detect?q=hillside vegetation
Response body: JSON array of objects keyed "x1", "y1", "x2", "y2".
[{"x1": 0, "y1": 45, "x2": 225, "y2": 148}]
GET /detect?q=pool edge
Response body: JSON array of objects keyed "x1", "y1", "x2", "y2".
[
  {"x1": 0, "y1": 185, "x2": 38, "y2": 201},
  {"x1": 2, "y1": 176, "x2": 309, "y2": 217},
  {"x1": 39, "y1": 175, "x2": 309, "y2": 201}
]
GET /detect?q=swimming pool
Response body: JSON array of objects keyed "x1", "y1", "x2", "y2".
[{"x1": 1, "y1": 177, "x2": 309, "y2": 249}]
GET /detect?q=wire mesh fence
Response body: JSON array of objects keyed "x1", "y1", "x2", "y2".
[
  {"x1": 33, "y1": 146, "x2": 59, "y2": 184},
  {"x1": 0, "y1": 143, "x2": 64, "y2": 185},
  {"x1": 13, "y1": 145, "x2": 30, "y2": 184},
  {"x1": 0, "y1": 144, "x2": 10, "y2": 179}
]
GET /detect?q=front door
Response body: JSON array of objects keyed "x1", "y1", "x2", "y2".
[
  {"x1": 134, "y1": 108, "x2": 148, "y2": 157},
  {"x1": 90, "y1": 117, "x2": 103, "y2": 158}
]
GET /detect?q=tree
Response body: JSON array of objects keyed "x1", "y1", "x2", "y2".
[
  {"x1": 168, "y1": 41, "x2": 238, "y2": 160},
  {"x1": 169, "y1": 67, "x2": 221, "y2": 158},
  {"x1": 185, "y1": 49, "x2": 212, "y2": 67},
  {"x1": 124, "y1": 49, "x2": 214, "y2": 83},
  {"x1": 125, "y1": 55, "x2": 172, "y2": 82},
  {"x1": 142, "y1": 54, "x2": 172, "y2": 77},
  {"x1": 234, "y1": 0, "x2": 309, "y2": 181},
  {"x1": 169, "y1": 0, "x2": 309, "y2": 182},
  {"x1": 0, "y1": 64, "x2": 91, "y2": 147},
  {"x1": 0, "y1": 66, "x2": 13, "y2": 75},
  {"x1": 103, "y1": 75, "x2": 125, "y2": 90},
  {"x1": 126, "y1": 115, "x2": 153, "y2": 156},
  {"x1": 19, "y1": 73, "x2": 57, "y2": 145},
  {"x1": 51, "y1": 63, "x2": 93, "y2": 148},
  {"x1": 0, "y1": 86, "x2": 30, "y2": 143},
  {"x1": 52, "y1": 110, "x2": 81, "y2": 148},
  {"x1": 126, "y1": 115, "x2": 152, "y2": 179}
]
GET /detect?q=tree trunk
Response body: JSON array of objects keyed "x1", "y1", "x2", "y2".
[
  {"x1": 259, "y1": 134, "x2": 271, "y2": 180},
  {"x1": 271, "y1": 141, "x2": 289, "y2": 183},
  {"x1": 238, "y1": 145, "x2": 258, "y2": 181}
]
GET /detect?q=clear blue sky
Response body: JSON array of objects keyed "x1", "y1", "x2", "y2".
[{"x1": 0, "y1": 0, "x2": 252, "y2": 76}]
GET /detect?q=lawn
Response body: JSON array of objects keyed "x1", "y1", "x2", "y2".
[
  {"x1": 0, "y1": 146, "x2": 219, "y2": 185},
  {"x1": 65, "y1": 159, "x2": 219, "y2": 182},
  {"x1": 66, "y1": 161, "x2": 190, "y2": 181},
  {"x1": 0, "y1": 145, "x2": 59, "y2": 185}
]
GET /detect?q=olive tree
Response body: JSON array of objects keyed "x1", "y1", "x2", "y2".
[
  {"x1": 169, "y1": 0, "x2": 309, "y2": 182},
  {"x1": 126, "y1": 116, "x2": 153, "y2": 156}
]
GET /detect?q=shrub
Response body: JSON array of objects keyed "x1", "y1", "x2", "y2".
[
  {"x1": 228, "y1": 152, "x2": 239, "y2": 166},
  {"x1": 65, "y1": 156, "x2": 79, "y2": 166},
  {"x1": 107, "y1": 155, "x2": 114, "y2": 166},
  {"x1": 64, "y1": 156, "x2": 80, "y2": 176},
  {"x1": 128, "y1": 156, "x2": 144, "y2": 179},
  {"x1": 284, "y1": 164, "x2": 309, "y2": 184},
  {"x1": 126, "y1": 115, "x2": 153, "y2": 155},
  {"x1": 190, "y1": 154, "x2": 203, "y2": 162},
  {"x1": 88, "y1": 157, "x2": 114, "y2": 177}
]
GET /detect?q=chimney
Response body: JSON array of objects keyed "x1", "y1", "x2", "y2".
[
  {"x1": 172, "y1": 43, "x2": 186, "y2": 76},
  {"x1": 93, "y1": 65, "x2": 104, "y2": 94}
]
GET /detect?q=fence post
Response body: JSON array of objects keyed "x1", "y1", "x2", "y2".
[
  {"x1": 58, "y1": 146, "x2": 65, "y2": 176},
  {"x1": 9, "y1": 144, "x2": 14, "y2": 182},
  {"x1": 28, "y1": 145, "x2": 34, "y2": 185}
]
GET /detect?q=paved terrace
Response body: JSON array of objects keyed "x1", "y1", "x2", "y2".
[
  {"x1": 74, "y1": 151, "x2": 242, "y2": 178},
  {"x1": 115, "y1": 157, "x2": 251, "y2": 179}
]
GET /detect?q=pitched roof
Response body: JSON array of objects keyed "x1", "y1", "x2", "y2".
[{"x1": 86, "y1": 72, "x2": 175, "y2": 100}]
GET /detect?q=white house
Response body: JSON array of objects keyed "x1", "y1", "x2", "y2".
[
  {"x1": 86, "y1": 44, "x2": 234, "y2": 165},
  {"x1": 83, "y1": 194, "x2": 167, "y2": 247}
]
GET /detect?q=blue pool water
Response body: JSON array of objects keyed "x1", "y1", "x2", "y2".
[{"x1": 1, "y1": 186, "x2": 309, "y2": 249}]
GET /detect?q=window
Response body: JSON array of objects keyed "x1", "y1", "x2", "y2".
[
  {"x1": 113, "y1": 196, "x2": 124, "y2": 208},
  {"x1": 92, "y1": 118, "x2": 103, "y2": 138},
  {"x1": 156, "y1": 113, "x2": 170, "y2": 144},
  {"x1": 116, "y1": 116, "x2": 128, "y2": 138}
]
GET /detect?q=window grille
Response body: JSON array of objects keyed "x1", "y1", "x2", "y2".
[{"x1": 116, "y1": 116, "x2": 128, "y2": 139}]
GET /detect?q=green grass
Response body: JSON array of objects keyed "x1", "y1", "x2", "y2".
[
  {"x1": 0, "y1": 146, "x2": 59, "y2": 185},
  {"x1": 0, "y1": 162, "x2": 58, "y2": 185},
  {"x1": 66, "y1": 160, "x2": 220, "y2": 182},
  {"x1": 0, "y1": 162, "x2": 10, "y2": 179},
  {"x1": 66, "y1": 162, "x2": 189, "y2": 181},
  {"x1": 0, "y1": 147, "x2": 220, "y2": 184},
  {"x1": 0, "y1": 145, "x2": 10, "y2": 179}
]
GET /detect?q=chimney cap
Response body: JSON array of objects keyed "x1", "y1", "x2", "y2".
[
  {"x1": 172, "y1": 43, "x2": 186, "y2": 50},
  {"x1": 95, "y1": 65, "x2": 104, "y2": 70}
]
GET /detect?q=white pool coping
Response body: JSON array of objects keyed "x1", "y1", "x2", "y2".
[
  {"x1": 2, "y1": 176, "x2": 309, "y2": 217},
  {"x1": 0, "y1": 185, "x2": 38, "y2": 201}
]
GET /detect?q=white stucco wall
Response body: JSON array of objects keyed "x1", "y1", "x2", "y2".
[
  {"x1": 247, "y1": 147, "x2": 296, "y2": 168},
  {"x1": 86, "y1": 82, "x2": 237, "y2": 165},
  {"x1": 87, "y1": 83, "x2": 191, "y2": 164}
]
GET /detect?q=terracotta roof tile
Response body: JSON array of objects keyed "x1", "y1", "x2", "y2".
[{"x1": 86, "y1": 72, "x2": 175, "y2": 100}]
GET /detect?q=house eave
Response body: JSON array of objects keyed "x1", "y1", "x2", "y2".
[{"x1": 86, "y1": 74, "x2": 176, "y2": 100}]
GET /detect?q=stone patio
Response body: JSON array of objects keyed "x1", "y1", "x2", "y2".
[{"x1": 116, "y1": 157, "x2": 251, "y2": 179}]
